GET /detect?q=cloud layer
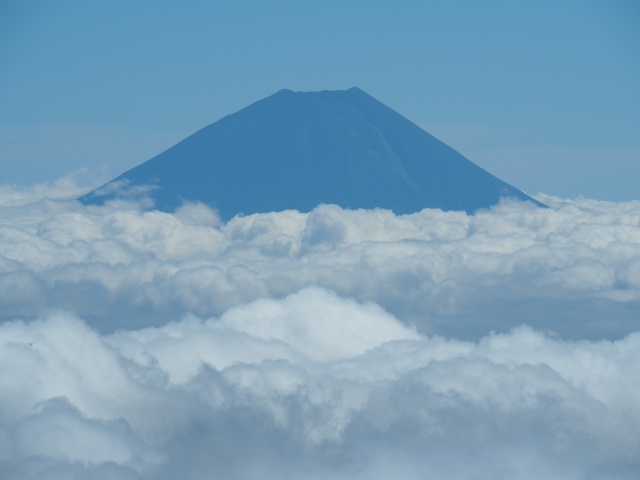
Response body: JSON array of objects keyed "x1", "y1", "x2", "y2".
[
  {"x1": 1, "y1": 181, "x2": 638, "y2": 338},
  {"x1": 1, "y1": 179, "x2": 639, "y2": 478},
  {"x1": 1, "y1": 292, "x2": 639, "y2": 479}
]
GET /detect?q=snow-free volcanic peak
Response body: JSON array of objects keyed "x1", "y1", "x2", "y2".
[{"x1": 80, "y1": 88, "x2": 544, "y2": 218}]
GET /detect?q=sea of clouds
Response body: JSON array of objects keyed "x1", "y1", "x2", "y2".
[{"x1": 1, "y1": 178, "x2": 639, "y2": 479}]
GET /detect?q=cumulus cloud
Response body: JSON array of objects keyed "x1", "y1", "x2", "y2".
[
  {"x1": 1, "y1": 292, "x2": 639, "y2": 479},
  {"x1": 0, "y1": 182, "x2": 638, "y2": 338},
  {"x1": 1, "y1": 179, "x2": 640, "y2": 478}
]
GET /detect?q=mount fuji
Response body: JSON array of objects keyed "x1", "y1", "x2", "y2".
[{"x1": 80, "y1": 88, "x2": 544, "y2": 219}]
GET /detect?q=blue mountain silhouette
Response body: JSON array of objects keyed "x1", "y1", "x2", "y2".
[{"x1": 80, "y1": 88, "x2": 544, "y2": 218}]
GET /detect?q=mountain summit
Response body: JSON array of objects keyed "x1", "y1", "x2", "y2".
[{"x1": 80, "y1": 88, "x2": 543, "y2": 218}]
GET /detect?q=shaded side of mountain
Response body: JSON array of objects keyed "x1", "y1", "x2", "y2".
[{"x1": 80, "y1": 88, "x2": 544, "y2": 219}]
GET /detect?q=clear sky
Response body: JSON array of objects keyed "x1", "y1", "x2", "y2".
[{"x1": 1, "y1": 0, "x2": 639, "y2": 200}]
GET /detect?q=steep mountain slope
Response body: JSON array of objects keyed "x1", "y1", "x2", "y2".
[{"x1": 80, "y1": 88, "x2": 543, "y2": 219}]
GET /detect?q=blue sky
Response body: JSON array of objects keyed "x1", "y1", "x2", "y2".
[{"x1": 1, "y1": 0, "x2": 639, "y2": 200}]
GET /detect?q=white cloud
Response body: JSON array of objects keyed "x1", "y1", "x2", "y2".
[
  {"x1": 1, "y1": 299, "x2": 639, "y2": 478},
  {"x1": 1, "y1": 180, "x2": 640, "y2": 477},
  {"x1": 0, "y1": 171, "x2": 100, "y2": 207},
  {"x1": 1, "y1": 183, "x2": 638, "y2": 338}
]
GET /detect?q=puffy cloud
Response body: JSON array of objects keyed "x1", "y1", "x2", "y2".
[
  {"x1": 1, "y1": 180, "x2": 640, "y2": 477},
  {"x1": 1, "y1": 294, "x2": 639, "y2": 478},
  {"x1": 0, "y1": 182, "x2": 638, "y2": 338}
]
